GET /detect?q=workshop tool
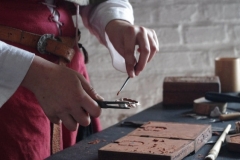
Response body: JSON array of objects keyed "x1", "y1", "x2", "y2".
[
  {"x1": 182, "y1": 113, "x2": 208, "y2": 120},
  {"x1": 206, "y1": 140, "x2": 226, "y2": 145},
  {"x1": 105, "y1": 30, "x2": 131, "y2": 96},
  {"x1": 97, "y1": 99, "x2": 139, "y2": 109},
  {"x1": 205, "y1": 92, "x2": 240, "y2": 121},
  {"x1": 205, "y1": 124, "x2": 231, "y2": 160},
  {"x1": 117, "y1": 76, "x2": 130, "y2": 96},
  {"x1": 209, "y1": 112, "x2": 240, "y2": 122},
  {"x1": 219, "y1": 112, "x2": 240, "y2": 121},
  {"x1": 106, "y1": 29, "x2": 139, "y2": 96},
  {"x1": 205, "y1": 92, "x2": 240, "y2": 103},
  {"x1": 121, "y1": 121, "x2": 147, "y2": 127},
  {"x1": 207, "y1": 106, "x2": 240, "y2": 122}
]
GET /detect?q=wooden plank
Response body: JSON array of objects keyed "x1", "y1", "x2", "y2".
[
  {"x1": 98, "y1": 121, "x2": 211, "y2": 160},
  {"x1": 128, "y1": 121, "x2": 211, "y2": 152},
  {"x1": 99, "y1": 136, "x2": 194, "y2": 160}
]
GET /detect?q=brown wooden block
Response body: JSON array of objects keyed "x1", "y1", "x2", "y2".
[
  {"x1": 193, "y1": 97, "x2": 227, "y2": 115},
  {"x1": 99, "y1": 136, "x2": 194, "y2": 160},
  {"x1": 128, "y1": 121, "x2": 211, "y2": 152},
  {"x1": 226, "y1": 133, "x2": 240, "y2": 152},
  {"x1": 163, "y1": 76, "x2": 220, "y2": 106},
  {"x1": 98, "y1": 121, "x2": 211, "y2": 160}
]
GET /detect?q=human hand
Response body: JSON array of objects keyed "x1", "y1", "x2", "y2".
[
  {"x1": 105, "y1": 20, "x2": 159, "y2": 77},
  {"x1": 21, "y1": 56, "x2": 102, "y2": 131}
]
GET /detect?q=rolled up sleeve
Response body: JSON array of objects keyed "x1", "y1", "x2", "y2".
[
  {"x1": 0, "y1": 41, "x2": 34, "y2": 107},
  {"x1": 80, "y1": 0, "x2": 134, "y2": 44}
]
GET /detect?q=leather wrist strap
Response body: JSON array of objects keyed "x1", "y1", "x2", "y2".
[{"x1": 0, "y1": 25, "x2": 76, "y2": 63}]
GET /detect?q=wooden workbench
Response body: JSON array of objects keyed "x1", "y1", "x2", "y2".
[{"x1": 46, "y1": 102, "x2": 240, "y2": 160}]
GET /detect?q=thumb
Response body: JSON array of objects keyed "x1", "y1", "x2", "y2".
[{"x1": 77, "y1": 74, "x2": 104, "y2": 101}]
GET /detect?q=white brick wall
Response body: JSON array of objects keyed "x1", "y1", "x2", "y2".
[{"x1": 78, "y1": 0, "x2": 240, "y2": 129}]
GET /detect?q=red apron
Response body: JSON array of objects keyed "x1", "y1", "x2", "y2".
[{"x1": 0, "y1": 0, "x2": 101, "y2": 159}]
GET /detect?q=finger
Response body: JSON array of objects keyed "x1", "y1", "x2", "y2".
[
  {"x1": 70, "y1": 106, "x2": 91, "y2": 127},
  {"x1": 77, "y1": 74, "x2": 104, "y2": 101},
  {"x1": 79, "y1": 92, "x2": 102, "y2": 118},
  {"x1": 76, "y1": 74, "x2": 102, "y2": 117},
  {"x1": 123, "y1": 27, "x2": 137, "y2": 78},
  {"x1": 92, "y1": 88, "x2": 104, "y2": 101},
  {"x1": 135, "y1": 27, "x2": 150, "y2": 76},
  {"x1": 147, "y1": 30, "x2": 159, "y2": 62},
  {"x1": 59, "y1": 114, "x2": 78, "y2": 131},
  {"x1": 86, "y1": 87, "x2": 104, "y2": 101}
]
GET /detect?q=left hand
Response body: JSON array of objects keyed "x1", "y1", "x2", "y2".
[{"x1": 105, "y1": 20, "x2": 159, "y2": 78}]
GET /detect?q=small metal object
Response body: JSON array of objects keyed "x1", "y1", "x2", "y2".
[
  {"x1": 206, "y1": 140, "x2": 217, "y2": 145},
  {"x1": 37, "y1": 34, "x2": 54, "y2": 54},
  {"x1": 212, "y1": 126, "x2": 236, "y2": 134},
  {"x1": 182, "y1": 113, "x2": 208, "y2": 120},
  {"x1": 121, "y1": 121, "x2": 146, "y2": 127},
  {"x1": 97, "y1": 101, "x2": 130, "y2": 109},
  {"x1": 209, "y1": 119, "x2": 224, "y2": 123},
  {"x1": 117, "y1": 76, "x2": 130, "y2": 96},
  {"x1": 206, "y1": 140, "x2": 227, "y2": 147},
  {"x1": 116, "y1": 98, "x2": 140, "y2": 108},
  {"x1": 97, "y1": 98, "x2": 139, "y2": 109}
]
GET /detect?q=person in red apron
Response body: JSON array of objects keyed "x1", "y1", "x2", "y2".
[
  {"x1": 0, "y1": 1, "x2": 103, "y2": 159},
  {"x1": 0, "y1": 0, "x2": 159, "y2": 159}
]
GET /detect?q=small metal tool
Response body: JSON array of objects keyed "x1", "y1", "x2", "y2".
[
  {"x1": 121, "y1": 121, "x2": 146, "y2": 127},
  {"x1": 97, "y1": 99, "x2": 139, "y2": 109},
  {"x1": 182, "y1": 113, "x2": 208, "y2": 120},
  {"x1": 117, "y1": 76, "x2": 130, "y2": 96},
  {"x1": 209, "y1": 119, "x2": 222, "y2": 123},
  {"x1": 97, "y1": 101, "x2": 130, "y2": 109}
]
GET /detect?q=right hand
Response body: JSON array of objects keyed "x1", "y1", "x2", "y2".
[
  {"x1": 105, "y1": 20, "x2": 159, "y2": 78},
  {"x1": 21, "y1": 56, "x2": 102, "y2": 131}
]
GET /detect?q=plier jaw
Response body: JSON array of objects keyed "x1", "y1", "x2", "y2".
[{"x1": 96, "y1": 98, "x2": 139, "y2": 109}]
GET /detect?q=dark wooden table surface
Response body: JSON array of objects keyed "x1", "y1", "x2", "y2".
[{"x1": 46, "y1": 102, "x2": 240, "y2": 160}]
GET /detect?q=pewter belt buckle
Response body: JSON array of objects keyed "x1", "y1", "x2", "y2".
[{"x1": 37, "y1": 34, "x2": 55, "y2": 54}]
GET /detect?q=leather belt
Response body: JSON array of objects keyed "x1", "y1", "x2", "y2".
[{"x1": 0, "y1": 25, "x2": 76, "y2": 63}]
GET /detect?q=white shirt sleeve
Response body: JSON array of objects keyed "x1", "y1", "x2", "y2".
[
  {"x1": 80, "y1": 0, "x2": 134, "y2": 45},
  {"x1": 0, "y1": 41, "x2": 35, "y2": 107}
]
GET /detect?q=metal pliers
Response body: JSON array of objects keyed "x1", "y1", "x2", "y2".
[{"x1": 96, "y1": 100, "x2": 139, "y2": 109}]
